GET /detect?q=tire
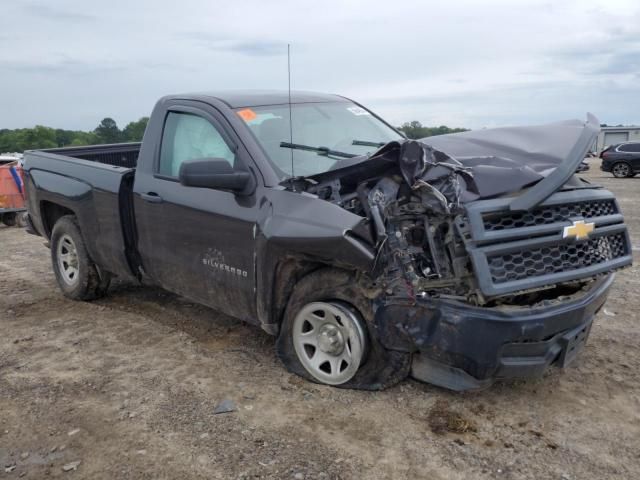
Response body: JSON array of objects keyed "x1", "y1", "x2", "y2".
[
  {"x1": 612, "y1": 162, "x2": 632, "y2": 178},
  {"x1": 276, "y1": 268, "x2": 410, "y2": 390},
  {"x1": 50, "y1": 215, "x2": 111, "y2": 300},
  {"x1": 16, "y1": 212, "x2": 28, "y2": 228},
  {"x1": 1, "y1": 212, "x2": 17, "y2": 227}
]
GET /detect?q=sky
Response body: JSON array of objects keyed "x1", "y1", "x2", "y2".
[{"x1": 1, "y1": 0, "x2": 639, "y2": 131}]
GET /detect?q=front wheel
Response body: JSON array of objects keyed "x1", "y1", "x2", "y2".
[
  {"x1": 276, "y1": 268, "x2": 410, "y2": 390},
  {"x1": 50, "y1": 215, "x2": 111, "y2": 300},
  {"x1": 292, "y1": 301, "x2": 367, "y2": 385},
  {"x1": 612, "y1": 162, "x2": 632, "y2": 178}
]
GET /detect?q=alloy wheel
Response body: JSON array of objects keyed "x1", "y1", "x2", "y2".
[{"x1": 613, "y1": 163, "x2": 631, "y2": 178}]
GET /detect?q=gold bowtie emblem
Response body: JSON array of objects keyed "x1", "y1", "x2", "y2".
[{"x1": 562, "y1": 220, "x2": 595, "y2": 241}]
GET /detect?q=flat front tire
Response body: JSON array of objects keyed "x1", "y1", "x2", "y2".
[
  {"x1": 50, "y1": 215, "x2": 111, "y2": 300},
  {"x1": 276, "y1": 268, "x2": 410, "y2": 390}
]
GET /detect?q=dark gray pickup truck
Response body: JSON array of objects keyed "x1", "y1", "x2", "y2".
[{"x1": 23, "y1": 91, "x2": 632, "y2": 391}]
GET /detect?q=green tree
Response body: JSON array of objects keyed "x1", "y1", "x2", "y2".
[
  {"x1": 55, "y1": 129, "x2": 76, "y2": 147},
  {"x1": 94, "y1": 117, "x2": 122, "y2": 144},
  {"x1": 0, "y1": 116, "x2": 148, "y2": 152},
  {"x1": 5, "y1": 126, "x2": 58, "y2": 150},
  {"x1": 70, "y1": 131, "x2": 99, "y2": 146},
  {"x1": 0, "y1": 129, "x2": 17, "y2": 152},
  {"x1": 398, "y1": 121, "x2": 468, "y2": 139},
  {"x1": 122, "y1": 117, "x2": 149, "y2": 142}
]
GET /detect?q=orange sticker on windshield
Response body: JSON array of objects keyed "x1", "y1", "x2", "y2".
[{"x1": 237, "y1": 108, "x2": 257, "y2": 122}]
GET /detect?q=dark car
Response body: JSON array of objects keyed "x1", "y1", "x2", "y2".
[{"x1": 600, "y1": 142, "x2": 640, "y2": 178}]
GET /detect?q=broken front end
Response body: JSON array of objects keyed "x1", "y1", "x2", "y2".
[{"x1": 297, "y1": 116, "x2": 632, "y2": 391}]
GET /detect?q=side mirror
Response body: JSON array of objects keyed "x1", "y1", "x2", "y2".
[{"x1": 179, "y1": 158, "x2": 252, "y2": 193}]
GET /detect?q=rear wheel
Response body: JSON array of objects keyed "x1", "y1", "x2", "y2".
[
  {"x1": 1, "y1": 212, "x2": 16, "y2": 227},
  {"x1": 51, "y1": 215, "x2": 111, "y2": 300},
  {"x1": 276, "y1": 268, "x2": 410, "y2": 390},
  {"x1": 16, "y1": 212, "x2": 28, "y2": 228},
  {"x1": 612, "y1": 162, "x2": 631, "y2": 178}
]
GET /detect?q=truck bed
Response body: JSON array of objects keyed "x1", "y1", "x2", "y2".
[
  {"x1": 40, "y1": 142, "x2": 141, "y2": 169},
  {"x1": 23, "y1": 144, "x2": 139, "y2": 281}
]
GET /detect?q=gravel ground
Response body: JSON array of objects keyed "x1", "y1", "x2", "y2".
[{"x1": 1, "y1": 159, "x2": 639, "y2": 479}]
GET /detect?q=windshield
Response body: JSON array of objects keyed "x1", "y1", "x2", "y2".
[{"x1": 236, "y1": 102, "x2": 402, "y2": 177}]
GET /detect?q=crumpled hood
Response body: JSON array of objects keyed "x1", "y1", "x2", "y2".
[
  {"x1": 305, "y1": 114, "x2": 600, "y2": 210},
  {"x1": 423, "y1": 117, "x2": 595, "y2": 170},
  {"x1": 421, "y1": 115, "x2": 600, "y2": 204},
  {"x1": 379, "y1": 114, "x2": 599, "y2": 206}
]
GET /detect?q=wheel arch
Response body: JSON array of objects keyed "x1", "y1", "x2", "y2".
[
  {"x1": 265, "y1": 259, "x2": 350, "y2": 335},
  {"x1": 40, "y1": 201, "x2": 75, "y2": 238}
]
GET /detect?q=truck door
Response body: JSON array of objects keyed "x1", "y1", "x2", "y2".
[{"x1": 133, "y1": 103, "x2": 258, "y2": 323}]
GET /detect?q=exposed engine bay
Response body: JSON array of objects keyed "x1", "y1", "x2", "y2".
[
  {"x1": 348, "y1": 142, "x2": 478, "y2": 302},
  {"x1": 282, "y1": 115, "x2": 624, "y2": 307},
  {"x1": 285, "y1": 141, "x2": 522, "y2": 305}
]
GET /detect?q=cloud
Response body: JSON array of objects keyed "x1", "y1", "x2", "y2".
[
  {"x1": 548, "y1": 24, "x2": 640, "y2": 76},
  {"x1": 0, "y1": 58, "x2": 124, "y2": 76},
  {"x1": 2, "y1": 0, "x2": 640, "y2": 130},
  {"x1": 227, "y1": 41, "x2": 287, "y2": 57},
  {"x1": 20, "y1": 2, "x2": 95, "y2": 21},
  {"x1": 593, "y1": 51, "x2": 640, "y2": 75},
  {"x1": 179, "y1": 32, "x2": 287, "y2": 57}
]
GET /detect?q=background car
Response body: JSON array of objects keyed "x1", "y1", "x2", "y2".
[{"x1": 600, "y1": 142, "x2": 640, "y2": 178}]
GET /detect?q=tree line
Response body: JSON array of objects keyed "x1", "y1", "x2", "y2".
[
  {"x1": 0, "y1": 117, "x2": 467, "y2": 152},
  {"x1": 397, "y1": 121, "x2": 468, "y2": 139},
  {"x1": 0, "y1": 117, "x2": 149, "y2": 153}
]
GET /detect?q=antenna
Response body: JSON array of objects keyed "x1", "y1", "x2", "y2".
[{"x1": 287, "y1": 43, "x2": 294, "y2": 178}]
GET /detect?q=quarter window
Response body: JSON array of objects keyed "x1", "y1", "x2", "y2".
[{"x1": 159, "y1": 112, "x2": 235, "y2": 177}]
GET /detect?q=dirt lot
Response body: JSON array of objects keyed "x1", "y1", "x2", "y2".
[{"x1": 1, "y1": 160, "x2": 639, "y2": 479}]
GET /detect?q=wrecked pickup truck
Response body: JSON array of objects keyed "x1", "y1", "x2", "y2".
[{"x1": 23, "y1": 91, "x2": 632, "y2": 391}]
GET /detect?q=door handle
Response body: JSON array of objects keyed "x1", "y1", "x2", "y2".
[{"x1": 140, "y1": 192, "x2": 163, "y2": 203}]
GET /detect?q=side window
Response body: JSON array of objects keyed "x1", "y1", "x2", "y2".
[
  {"x1": 159, "y1": 112, "x2": 235, "y2": 177},
  {"x1": 619, "y1": 143, "x2": 640, "y2": 153}
]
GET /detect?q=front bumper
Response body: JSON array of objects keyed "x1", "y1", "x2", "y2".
[{"x1": 373, "y1": 275, "x2": 613, "y2": 391}]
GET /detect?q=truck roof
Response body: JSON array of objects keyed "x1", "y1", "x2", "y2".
[{"x1": 168, "y1": 90, "x2": 350, "y2": 108}]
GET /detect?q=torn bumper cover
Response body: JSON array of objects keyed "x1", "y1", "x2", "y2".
[{"x1": 374, "y1": 275, "x2": 613, "y2": 391}]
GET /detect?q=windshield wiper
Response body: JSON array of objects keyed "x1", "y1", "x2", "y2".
[
  {"x1": 352, "y1": 140, "x2": 386, "y2": 147},
  {"x1": 279, "y1": 141, "x2": 358, "y2": 158}
]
